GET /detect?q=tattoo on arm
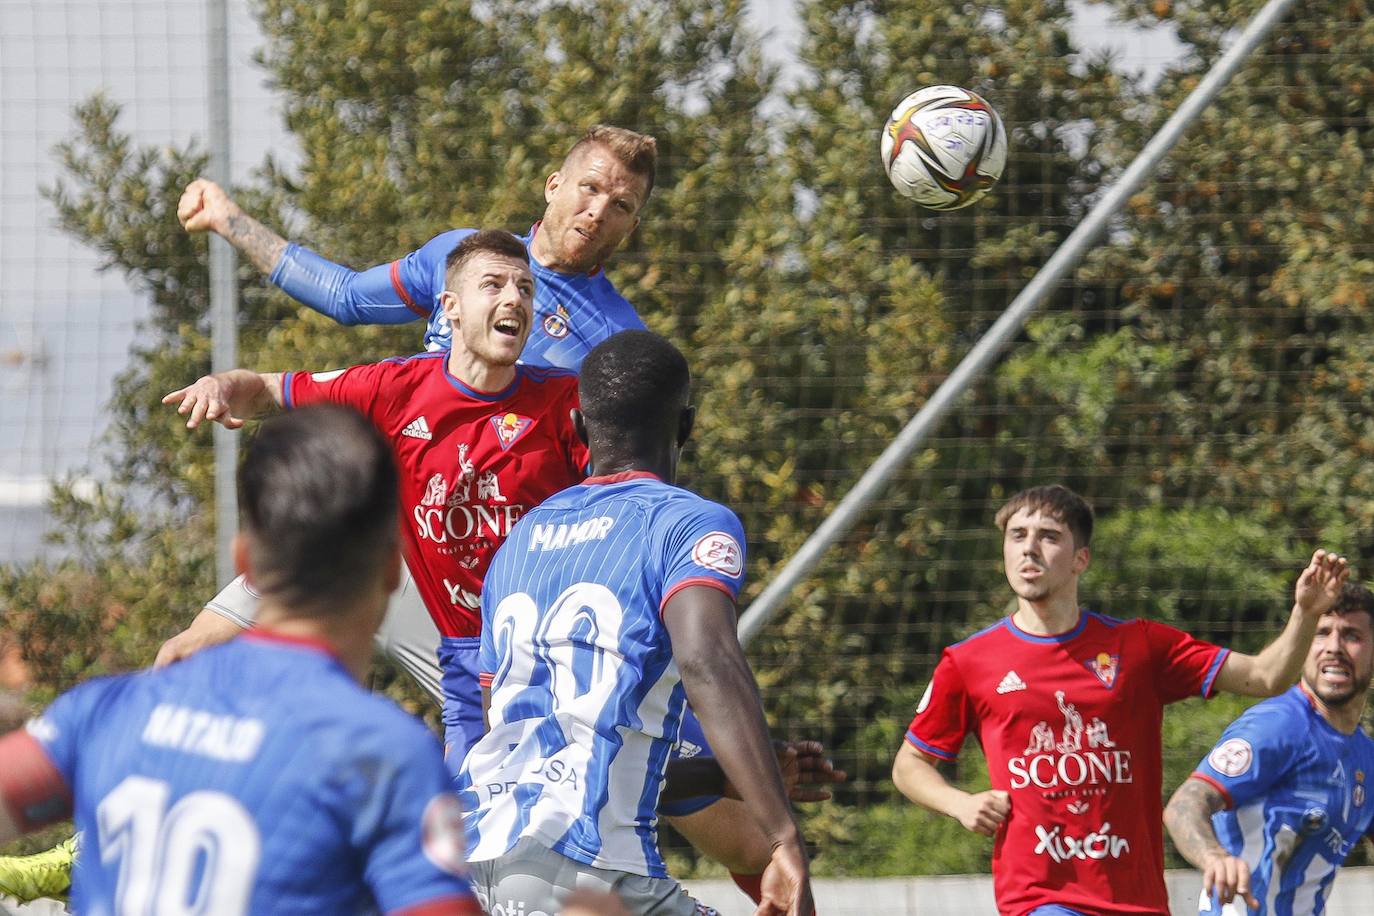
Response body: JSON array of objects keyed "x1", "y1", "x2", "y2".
[
  {"x1": 224, "y1": 212, "x2": 288, "y2": 276},
  {"x1": 1165, "y1": 779, "x2": 1228, "y2": 867}
]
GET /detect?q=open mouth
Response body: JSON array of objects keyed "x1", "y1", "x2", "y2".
[
  {"x1": 1319, "y1": 662, "x2": 1352, "y2": 682},
  {"x1": 493, "y1": 317, "x2": 523, "y2": 338}
]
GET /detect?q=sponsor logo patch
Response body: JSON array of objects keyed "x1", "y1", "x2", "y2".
[
  {"x1": 691, "y1": 531, "x2": 743, "y2": 577},
  {"x1": 1208, "y1": 737, "x2": 1254, "y2": 777},
  {"x1": 309, "y1": 369, "x2": 346, "y2": 383}
]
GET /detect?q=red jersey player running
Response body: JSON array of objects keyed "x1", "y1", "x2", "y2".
[
  {"x1": 162, "y1": 229, "x2": 587, "y2": 768},
  {"x1": 893, "y1": 484, "x2": 1348, "y2": 916}
]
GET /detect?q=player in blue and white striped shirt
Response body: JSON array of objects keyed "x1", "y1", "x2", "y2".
[
  {"x1": 1165, "y1": 582, "x2": 1374, "y2": 916},
  {"x1": 459, "y1": 330, "x2": 813, "y2": 916}
]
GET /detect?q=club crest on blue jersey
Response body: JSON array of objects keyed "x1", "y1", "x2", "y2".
[
  {"x1": 1084, "y1": 652, "x2": 1119, "y2": 689},
  {"x1": 1356, "y1": 771, "x2": 1367, "y2": 807},
  {"x1": 489, "y1": 413, "x2": 534, "y2": 450},
  {"x1": 542, "y1": 303, "x2": 572, "y2": 339}
]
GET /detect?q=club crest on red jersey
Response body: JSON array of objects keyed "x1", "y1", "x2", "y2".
[
  {"x1": 543, "y1": 303, "x2": 572, "y2": 339},
  {"x1": 1084, "y1": 652, "x2": 1119, "y2": 689},
  {"x1": 489, "y1": 413, "x2": 534, "y2": 450}
]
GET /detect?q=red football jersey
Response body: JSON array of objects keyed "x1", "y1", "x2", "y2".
[
  {"x1": 906, "y1": 611, "x2": 1229, "y2": 916},
  {"x1": 285, "y1": 353, "x2": 588, "y2": 637}
]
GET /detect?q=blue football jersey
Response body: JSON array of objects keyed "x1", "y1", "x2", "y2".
[
  {"x1": 29, "y1": 632, "x2": 473, "y2": 915},
  {"x1": 1193, "y1": 685, "x2": 1374, "y2": 915},
  {"x1": 270, "y1": 225, "x2": 646, "y2": 370},
  {"x1": 458, "y1": 471, "x2": 747, "y2": 877}
]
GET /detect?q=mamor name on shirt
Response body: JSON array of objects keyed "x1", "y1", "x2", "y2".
[
  {"x1": 529, "y1": 516, "x2": 615, "y2": 552},
  {"x1": 141, "y1": 703, "x2": 265, "y2": 763}
]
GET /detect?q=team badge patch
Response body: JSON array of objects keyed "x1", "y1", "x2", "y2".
[
  {"x1": 691, "y1": 531, "x2": 743, "y2": 577},
  {"x1": 1084, "y1": 652, "x2": 1119, "y2": 689},
  {"x1": 421, "y1": 792, "x2": 468, "y2": 876},
  {"x1": 1356, "y1": 771, "x2": 1366, "y2": 807},
  {"x1": 489, "y1": 413, "x2": 534, "y2": 450},
  {"x1": 1208, "y1": 737, "x2": 1254, "y2": 777},
  {"x1": 543, "y1": 303, "x2": 572, "y2": 339}
]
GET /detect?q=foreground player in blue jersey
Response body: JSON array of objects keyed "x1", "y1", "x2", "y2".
[
  {"x1": 461, "y1": 330, "x2": 813, "y2": 916},
  {"x1": 177, "y1": 124, "x2": 654, "y2": 367},
  {"x1": 0, "y1": 406, "x2": 478, "y2": 915},
  {"x1": 1165, "y1": 582, "x2": 1374, "y2": 916}
]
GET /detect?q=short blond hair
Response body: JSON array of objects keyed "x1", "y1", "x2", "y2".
[{"x1": 564, "y1": 124, "x2": 658, "y2": 202}]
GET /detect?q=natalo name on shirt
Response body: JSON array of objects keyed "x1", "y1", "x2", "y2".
[{"x1": 141, "y1": 703, "x2": 265, "y2": 762}]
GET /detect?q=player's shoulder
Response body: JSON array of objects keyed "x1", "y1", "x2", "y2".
[
  {"x1": 1225, "y1": 687, "x2": 1314, "y2": 740},
  {"x1": 309, "y1": 686, "x2": 442, "y2": 762},
  {"x1": 517, "y1": 364, "x2": 579, "y2": 387},
  {"x1": 947, "y1": 618, "x2": 1013, "y2": 653},
  {"x1": 34, "y1": 670, "x2": 139, "y2": 730}
]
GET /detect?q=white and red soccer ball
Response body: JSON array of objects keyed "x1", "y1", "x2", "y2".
[{"x1": 879, "y1": 85, "x2": 1008, "y2": 211}]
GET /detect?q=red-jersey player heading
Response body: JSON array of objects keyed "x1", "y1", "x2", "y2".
[
  {"x1": 893, "y1": 484, "x2": 1348, "y2": 916},
  {"x1": 284, "y1": 356, "x2": 585, "y2": 637}
]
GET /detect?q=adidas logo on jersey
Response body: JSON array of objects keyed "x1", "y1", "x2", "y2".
[
  {"x1": 402, "y1": 416, "x2": 433, "y2": 440},
  {"x1": 996, "y1": 670, "x2": 1027, "y2": 694}
]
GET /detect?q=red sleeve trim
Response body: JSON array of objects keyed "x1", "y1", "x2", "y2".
[
  {"x1": 660, "y1": 577, "x2": 736, "y2": 618},
  {"x1": 478, "y1": 673, "x2": 494, "y2": 688},
  {"x1": 390, "y1": 261, "x2": 429, "y2": 318},
  {"x1": 390, "y1": 893, "x2": 484, "y2": 916},
  {"x1": 1190, "y1": 771, "x2": 1235, "y2": 809},
  {"x1": 0, "y1": 731, "x2": 72, "y2": 831}
]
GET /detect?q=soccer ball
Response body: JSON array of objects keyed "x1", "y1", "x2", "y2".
[{"x1": 879, "y1": 85, "x2": 1008, "y2": 211}]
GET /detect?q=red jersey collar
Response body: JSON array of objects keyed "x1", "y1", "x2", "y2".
[
  {"x1": 584, "y1": 470, "x2": 662, "y2": 486},
  {"x1": 242, "y1": 627, "x2": 341, "y2": 661},
  {"x1": 528, "y1": 222, "x2": 604, "y2": 277}
]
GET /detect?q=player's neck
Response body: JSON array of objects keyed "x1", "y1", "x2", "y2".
[
  {"x1": 447, "y1": 350, "x2": 517, "y2": 394},
  {"x1": 255, "y1": 602, "x2": 378, "y2": 683},
  {"x1": 1011, "y1": 595, "x2": 1082, "y2": 636},
  {"x1": 1303, "y1": 682, "x2": 1367, "y2": 734}
]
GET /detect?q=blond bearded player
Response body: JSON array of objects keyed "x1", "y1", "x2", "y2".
[{"x1": 893, "y1": 484, "x2": 1348, "y2": 916}]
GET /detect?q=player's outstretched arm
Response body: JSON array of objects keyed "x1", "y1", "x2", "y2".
[
  {"x1": 161, "y1": 369, "x2": 284, "y2": 430},
  {"x1": 0, "y1": 731, "x2": 72, "y2": 845},
  {"x1": 178, "y1": 178, "x2": 288, "y2": 276},
  {"x1": 1213, "y1": 549, "x2": 1348, "y2": 697},
  {"x1": 663, "y1": 586, "x2": 813, "y2": 916},
  {"x1": 178, "y1": 178, "x2": 438, "y2": 329},
  {"x1": 892, "y1": 743, "x2": 1009, "y2": 836},
  {"x1": 1164, "y1": 777, "x2": 1258, "y2": 910}
]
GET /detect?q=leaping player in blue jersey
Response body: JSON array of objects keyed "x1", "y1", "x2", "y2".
[
  {"x1": 461, "y1": 330, "x2": 813, "y2": 916},
  {"x1": 0, "y1": 405, "x2": 479, "y2": 915},
  {"x1": 176, "y1": 124, "x2": 652, "y2": 368},
  {"x1": 167, "y1": 125, "x2": 834, "y2": 905},
  {"x1": 1165, "y1": 581, "x2": 1374, "y2": 916}
]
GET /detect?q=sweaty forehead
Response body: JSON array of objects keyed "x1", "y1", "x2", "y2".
[
  {"x1": 565, "y1": 146, "x2": 648, "y2": 200},
  {"x1": 460, "y1": 253, "x2": 532, "y2": 281}
]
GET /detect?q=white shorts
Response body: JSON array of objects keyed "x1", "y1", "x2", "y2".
[{"x1": 205, "y1": 568, "x2": 444, "y2": 703}]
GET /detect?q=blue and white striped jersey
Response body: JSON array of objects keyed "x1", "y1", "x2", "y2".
[
  {"x1": 29, "y1": 632, "x2": 474, "y2": 915},
  {"x1": 458, "y1": 471, "x2": 746, "y2": 877},
  {"x1": 1192, "y1": 685, "x2": 1374, "y2": 915},
  {"x1": 270, "y1": 225, "x2": 646, "y2": 371}
]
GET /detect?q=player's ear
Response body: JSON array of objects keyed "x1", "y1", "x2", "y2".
[
  {"x1": 439, "y1": 289, "x2": 461, "y2": 325},
  {"x1": 382, "y1": 544, "x2": 402, "y2": 593},
  {"x1": 677, "y1": 405, "x2": 695, "y2": 447},
  {"x1": 545, "y1": 170, "x2": 563, "y2": 203},
  {"x1": 571, "y1": 408, "x2": 589, "y2": 448},
  {"x1": 1074, "y1": 546, "x2": 1091, "y2": 575}
]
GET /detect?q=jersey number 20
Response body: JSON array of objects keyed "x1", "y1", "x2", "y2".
[{"x1": 97, "y1": 775, "x2": 261, "y2": 915}]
